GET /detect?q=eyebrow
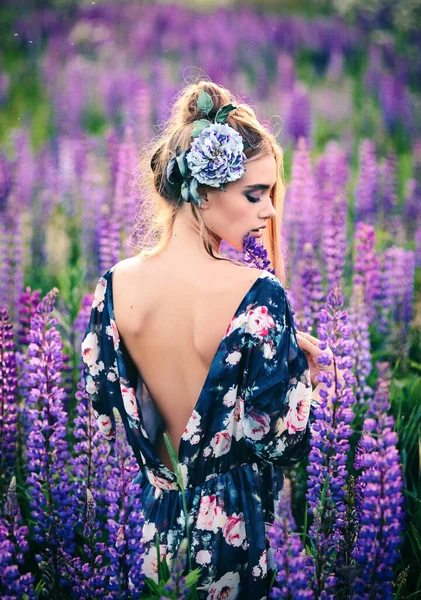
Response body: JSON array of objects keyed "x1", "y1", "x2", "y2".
[{"x1": 243, "y1": 183, "x2": 275, "y2": 191}]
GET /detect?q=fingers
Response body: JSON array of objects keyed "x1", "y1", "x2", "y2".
[{"x1": 296, "y1": 330, "x2": 321, "y2": 346}]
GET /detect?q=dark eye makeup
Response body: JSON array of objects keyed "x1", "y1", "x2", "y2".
[{"x1": 245, "y1": 194, "x2": 262, "y2": 203}]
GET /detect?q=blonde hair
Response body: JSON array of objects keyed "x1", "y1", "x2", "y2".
[{"x1": 131, "y1": 79, "x2": 287, "y2": 286}]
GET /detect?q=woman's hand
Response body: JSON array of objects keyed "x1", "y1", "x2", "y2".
[{"x1": 295, "y1": 330, "x2": 335, "y2": 387}]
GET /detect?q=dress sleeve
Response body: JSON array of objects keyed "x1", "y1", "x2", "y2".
[
  {"x1": 81, "y1": 274, "x2": 117, "y2": 441},
  {"x1": 242, "y1": 275, "x2": 320, "y2": 467}
]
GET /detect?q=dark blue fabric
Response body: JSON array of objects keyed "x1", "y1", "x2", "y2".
[{"x1": 81, "y1": 267, "x2": 319, "y2": 599}]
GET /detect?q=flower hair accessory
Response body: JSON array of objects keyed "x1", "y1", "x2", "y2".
[{"x1": 166, "y1": 90, "x2": 250, "y2": 208}]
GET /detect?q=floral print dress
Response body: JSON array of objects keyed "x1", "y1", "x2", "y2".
[{"x1": 81, "y1": 266, "x2": 319, "y2": 600}]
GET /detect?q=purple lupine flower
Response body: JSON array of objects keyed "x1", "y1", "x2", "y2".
[
  {"x1": 71, "y1": 292, "x2": 114, "y2": 527},
  {"x1": 354, "y1": 140, "x2": 378, "y2": 224},
  {"x1": 105, "y1": 408, "x2": 144, "y2": 598},
  {"x1": 287, "y1": 136, "x2": 320, "y2": 266},
  {"x1": 284, "y1": 84, "x2": 312, "y2": 145},
  {"x1": 403, "y1": 178, "x2": 421, "y2": 239},
  {"x1": 241, "y1": 233, "x2": 274, "y2": 273},
  {"x1": 0, "y1": 150, "x2": 12, "y2": 212},
  {"x1": 0, "y1": 308, "x2": 18, "y2": 495},
  {"x1": 378, "y1": 151, "x2": 399, "y2": 235},
  {"x1": 277, "y1": 53, "x2": 296, "y2": 92},
  {"x1": 58, "y1": 487, "x2": 114, "y2": 598},
  {"x1": 125, "y1": 479, "x2": 147, "y2": 598},
  {"x1": 24, "y1": 288, "x2": 78, "y2": 591},
  {"x1": 315, "y1": 141, "x2": 349, "y2": 291},
  {"x1": 98, "y1": 205, "x2": 121, "y2": 275},
  {"x1": 0, "y1": 211, "x2": 22, "y2": 319},
  {"x1": 348, "y1": 285, "x2": 373, "y2": 408},
  {"x1": 299, "y1": 242, "x2": 324, "y2": 334},
  {"x1": 11, "y1": 130, "x2": 36, "y2": 211},
  {"x1": 376, "y1": 247, "x2": 416, "y2": 352},
  {"x1": 162, "y1": 537, "x2": 191, "y2": 599},
  {"x1": 305, "y1": 286, "x2": 356, "y2": 597},
  {"x1": 16, "y1": 286, "x2": 41, "y2": 347},
  {"x1": 268, "y1": 477, "x2": 315, "y2": 599},
  {"x1": 352, "y1": 362, "x2": 406, "y2": 599},
  {"x1": 415, "y1": 225, "x2": 421, "y2": 268},
  {"x1": 352, "y1": 222, "x2": 382, "y2": 325},
  {"x1": 0, "y1": 476, "x2": 36, "y2": 599},
  {"x1": 114, "y1": 125, "x2": 140, "y2": 257},
  {"x1": 379, "y1": 72, "x2": 414, "y2": 136}
]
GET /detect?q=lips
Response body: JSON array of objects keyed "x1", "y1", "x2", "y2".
[{"x1": 251, "y1": 226, "x2": 266, "y2": 232}]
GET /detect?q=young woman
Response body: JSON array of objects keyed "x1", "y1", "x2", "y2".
[{"x1": 81, "y1": 80, "x2": 333, "y2": 599}]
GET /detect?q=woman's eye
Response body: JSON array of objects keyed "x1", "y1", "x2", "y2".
[{"x1": 245, "y1": 194, "x2": 262, "y2": 203}]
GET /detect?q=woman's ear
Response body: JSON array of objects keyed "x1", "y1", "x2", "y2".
[{"x1": 199, "y1": 190, "x2": 209, "y2": 208}]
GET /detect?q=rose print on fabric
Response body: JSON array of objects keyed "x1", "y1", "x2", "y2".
[
  {"x1": 223, "y1": 399, "x2": 244, "y2": 442},
  {"x1": 182, "y1": 409, "x2": 202, "y2": 441},
  {"x1": 225, "y1": 312, "x2": 248, "y2": 337},
  {"x1": 222, "y1": 512, "x2": 247, "y2": 547},
  {"x1": 252, "y1": 549, "x2": 268, "y2": 578},
  {"x1": 207, "y1": 571, "x2": 241, "y2": 600},
  {"x1": 92, "y1": 276, "x2": 107, "y2": 311},
  {"x1": 105, "y1": 318, "x2": 120, "y2": 352},
  {"x1": 195, "y1": 549, "x2": 212, "y2": 565},
  {"x1": 141, "y1": 544, "x2": 173, "y2": 584},
  {"x1": 284, "y1": 381, "x2": 312, "y2": 433},
  {"x1": 92, "y1": 410, "x2": 114, "y2": 440},
  {"x1": 197, "y1": 494, "x2": 228, "y2": 533},
  {"x1": 243, "y1": 409, "x2": 271, "y2": 441},
  {"x1": 210, "y1": 430, "x2": 232, "y2": 456},
  {"x1": 223, "y1": 384, "x2": 238, "y2": 407},
  {"x1": 225, "y1": 350, "x2": 242, "y2": 366},
  {"x1": 81, "y1": 332, "x2": 104, "y2": 375},
  {"x1": 244, "y1": 305, "x2": 275, "y2": 337},
  {"x1": 121, "y1": 383, "x2": 140, "y2": 420}
]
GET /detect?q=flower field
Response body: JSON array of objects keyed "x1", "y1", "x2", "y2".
[{"x1": 0, "y1": 1, "x2": 420, "y2": 598}]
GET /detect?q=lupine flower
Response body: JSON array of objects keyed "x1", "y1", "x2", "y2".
[
  {"x1": 352, "y1": 222, "x2": 382, "y2": 325},
  {"x1": 0, "y1": 308, "x2": 18, "y2": 497},
  {"x1": 348, "y1": 284, "x2": 373, "y2": 408},
  {"x1": 305, "y1": 286, "x2": 356, "y2": 597},
  {"x1": 299, "y1": 243, "x2": 324, "y2": 334},
  {"x1": 0, "y1": 476, "x2": 36, "y2": 599},
  {"x1": 354, "y1": 140, "x2": 377, "y2": 224},
  {"x1": 352, "y1": 362, "x2": 406, "y2": 600},
  {"x1": 24, "y1": 288, "x2": 78, "y2": 591},
  {"x1": 104, "y1": 408, "x2": 146, "y2": 598},
  {"x1": 242, "y1": 233, "x2": 274, "y2": 273},
  {"x1": 377, "y1": 247, "x2": 415, "y2": 352},
  {"x1": 268, "y1": 477, "x2": 315, "y2": 599}
]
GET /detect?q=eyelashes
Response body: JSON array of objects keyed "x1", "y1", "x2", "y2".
[{"x1": 245, "y1": 194, "x2": 262, "y2": 203}]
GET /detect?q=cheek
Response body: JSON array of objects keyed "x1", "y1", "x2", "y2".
[{"x1": 204, "y1": 197, "x2": 251, "y2": 232}]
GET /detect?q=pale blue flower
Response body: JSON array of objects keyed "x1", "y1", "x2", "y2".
[{"x1": 186, "y1": 123, "x2": 246, "y2": 188}]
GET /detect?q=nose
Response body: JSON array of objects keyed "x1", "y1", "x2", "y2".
[{"x1": 263, "y1": 199, "x2": 277, "y2": 220}]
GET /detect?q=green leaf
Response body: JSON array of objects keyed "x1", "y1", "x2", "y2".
[
  {"x1": 143, "y1": 576, "x2": 161, "y2": 595},
  {"x1": 160, "y1": 555, "x2": 171, "y2": 582},
  {"x1": 268, "y1": 567, "x2": 277, "y2": 591},
  {"x1": 189, "y1": 178, "x2": 202, "y2": 208},
  {"x1": 176, "y1": 151, "x2": 188, "y2": 178},
  {"x1": 184, "y1": 567, "x2": 203, "y2": 586},
  {"x1": 191, "y1": 119, "x2": 211, "y2": 138},
  {"x1": 215, "y1": 103, "x2": 237, "y2": 123},
  {"x1": 197, "y1": 90, "x2": 213, "y2": 114},
  {"x1": 181, "y1": 181, "x2": 190, "y2": 202},
  {"x1": 410, "y1": 522, "x2": 421, "y2": 551},
  {"x1": 166, "y1": 157, "x2": 178, "y2": 183}
]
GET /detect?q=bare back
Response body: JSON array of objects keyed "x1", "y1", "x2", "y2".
[{"x1": 111, "y1": 256, "x2": 263, "y2": 470}]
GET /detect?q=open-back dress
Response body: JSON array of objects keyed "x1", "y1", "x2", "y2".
[{"x1": 81, "y1": 265, "x2": 319, "y2": 600}]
